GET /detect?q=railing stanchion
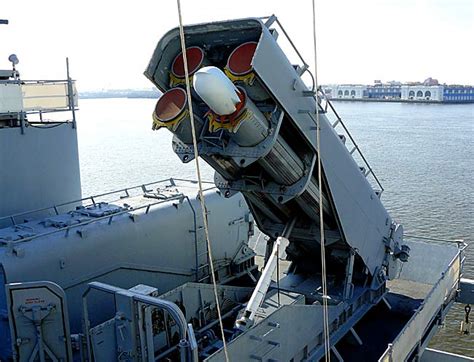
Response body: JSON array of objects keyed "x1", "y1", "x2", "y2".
[{"x1": 66, "y1": 57, "x2": 76, "y2": 129}]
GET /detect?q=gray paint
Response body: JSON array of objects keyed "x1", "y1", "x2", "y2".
[
  {"x1": 421, "y1": 348, "x2": 474, "y2": 362},
  {"x1": 6, "y1": 281, "x2": 73, "y2": 362},
  {"x1": 0, "y1": 180, "x2": 255, "y2": 357},
  {"x1": 144, "y1": 17, "x2": 397, "y2": 278},
  {"x1": 252, "y1": 23, "x2": 391, "y2": 274},
  {"x1": 457, "y1": 278, "x2": 474, "y2": 304},
  {"x1": 0, "y1": 122, "x2": 82, "y2": 227},
  {"x1": 1, "y1": 14, "x2": 471, "y2": 362}
]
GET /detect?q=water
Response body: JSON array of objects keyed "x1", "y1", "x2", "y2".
[
  {"x1": 332, "y1": 102, "x2": 474, "y2": 356},
  {"x1": 77, "y1": 98, "x2": 473, "y2": 356}
]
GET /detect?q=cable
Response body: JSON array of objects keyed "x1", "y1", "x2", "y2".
[
  {"x1": 175, "y1": 1, "x2": 230, "y2": 360},
  {"x1": 311, "y1": 0, "x2": 331, "y2": 360}
]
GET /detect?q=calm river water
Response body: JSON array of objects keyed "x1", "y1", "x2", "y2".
[{"x1": 77, "y1": 98, "x2": 473, "y2": 356}]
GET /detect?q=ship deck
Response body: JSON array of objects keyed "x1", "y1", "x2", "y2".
[{"x1": 250, "y1": 232, "x2": 465, "y2": 361}]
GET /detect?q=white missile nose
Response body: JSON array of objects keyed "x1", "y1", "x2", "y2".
[{"x1": 193, "y1": 66, "x2": 241, "y2": 115}]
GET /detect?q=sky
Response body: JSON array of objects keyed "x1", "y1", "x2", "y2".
[{"x1": 1, "y1": 0, "x2": 473, "y2": 90}]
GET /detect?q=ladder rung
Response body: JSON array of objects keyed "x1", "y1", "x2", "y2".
[
  {"x1": 332, "y1": 119, "x2": 340, "y2": 128},
  {"x1": 350, "y1": 146, "x2": 357, "y2": 154}
]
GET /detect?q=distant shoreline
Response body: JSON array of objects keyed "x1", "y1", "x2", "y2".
[
  {"x1": 78, "y1": 91, "x2": 473, "y2": 104},
  {"x1": 330, "y1": 98, "x2": 474, "y2": 105},
  {"x1": 79, "y1": 95, "x2": 159, "y2": 99},
  {"x1": 79, "y1": 90, "x2": 160, "y2": 99}
]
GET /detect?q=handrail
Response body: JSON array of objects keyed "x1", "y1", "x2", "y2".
[
  {"x1": 404, "y1": 234, "x2": 467, "y2": 245},
  {"x1": 82, "y1": 282, "x2": 189, "y2": 362},
  {"x1": 259, "y1": 15, "x2": 309, "y2": 73},
  {"x1": 323, "y1": 92, "x2": 385, "y2": 194},
  {"x1": 0, "y1": 194, "x2": 185, "y2": 246},
  {"x1": 257, "y1": 15, "x2": 382, "y2": 195},
  {"x1": 0, "y1": 177, "x2": 215, "y2": 227},
  {"x1": 66, "y1": 58, "x2": 77, "y2": 128},
  {"x1": 378, "y1": 240, "x2": 465, "y2": 361},
  {"x1": 0, "y1": 78, "x2": 74, "y2": 84},
  {"x1": 0, "y1": 76, "x2": 78, "y2": 126}
]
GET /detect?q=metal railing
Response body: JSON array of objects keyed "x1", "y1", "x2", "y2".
[
  {"x1": 0, "y1": 177, "x2": 214, "y2": 228},
  {"x1": 0, "y1": 58, "x2": 78, "y2": 131},
  {"x1": 378, "y1": 240, "x2": 467, "y2": 361},
  {"x1": 321, "y1": 89, "x2": 385, "y2": 195},
  {"x1": 259, "y1": 15, "x2": 383, "y2": 195}
]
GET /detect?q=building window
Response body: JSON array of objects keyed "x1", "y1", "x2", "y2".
[
  {"x1": 425, "y1": 91, "x2": 431, "y2": 99},
  {"x1": 344, "y1": 90, "x2": 349, "y2": 96},
  {"x1": 416, "y1": 90, "x2": 423, "y2": 98},
  {"x1": 409, "y1": 90, "x2": 415, "y2": 98},
  {"x1": 350, "y1": 90, "x2": 356, "y2": 97},
  {"x1": 338, "y1": 90, "x2": 343, "y2": 97}
]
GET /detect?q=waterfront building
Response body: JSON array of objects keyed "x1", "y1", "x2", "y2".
[
  {"x1": 323, "y1": 79, "x2": 473, "y2": 103},
  {"x1": 326, "y1": 84, "x2": 367, "y2": 99},
  {"x1": 367, "y1": 84, "x2": 401, "y2": 99},
  {"x1": 443, "y1": 85, "x2": 474, "y2": 103},
  {"x1": 400, "y1": 85, "x2": 443, "y2": 101}
]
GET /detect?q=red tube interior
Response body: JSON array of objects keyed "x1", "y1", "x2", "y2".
[
  {"x1": 154, "y1": 88, "x2": 187, "y2": 122},
  {"x1": 172, "y1": 46, "x2": 205, "y2": 78},
  {"x1": 227, "y1": 42, "x2": 257, "y2": 76}
]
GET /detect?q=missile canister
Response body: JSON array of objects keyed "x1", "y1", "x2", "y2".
[
  {"x1": 193, "y1": 66, "x2": 269, "y2": 147},
  {"x1": 193, "y1": 67, "x2": 305, "y2": 186},
  {"x1": 152, "y1": 87, "x2": 203, "y2": 144},
  {"x1": 224, "y1": 42, "x2": 269, "y2": 101},
  {"x1": 193, "y1": 66, "x2": 332, "y2": 219},
  {"x1": 169, "y1": 46, "x2": 210, "y2": 88}
]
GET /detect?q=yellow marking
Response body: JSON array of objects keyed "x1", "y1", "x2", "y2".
[
  {"x1": 152, "y1": 108, "x2": 189, "y2": 131},
  {"x1": 224, "y1": 68, "x2": 255, "y2": 85}
]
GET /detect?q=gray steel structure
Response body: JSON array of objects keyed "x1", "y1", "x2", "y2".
[
  {"x1": 144, "y1": 16, "x2": 406, "y2": 285},
  {"x1": 0, "y1": 15, "x2": 473, "y2": 362},
  {"x1": 144, "y1": 16, "x2": 409, "y2": 307},
  {"x1": 0, "y1": 123, "x2": 82, "y2": 225},
  {"x1": 0, "y1": 66, "x2": 82, "y2": 228},
  {"x1": 0, "y1": 179, "x2": 256, "y2": 360},
  {"x1": 138, "y1": 16, "x2": 471, "y2": 361}
]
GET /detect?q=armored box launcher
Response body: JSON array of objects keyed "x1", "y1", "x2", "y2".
[
  {"x1": 143, "y1": 15, "x2": 472, "y2": 361},
  {"x1": 145, "y1": 16, "x2": 408, "y2": 304}
]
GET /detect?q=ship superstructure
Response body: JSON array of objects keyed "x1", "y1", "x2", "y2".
[{"x1": 0, "y1": 55, "x2": 81, "y2": 227}]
